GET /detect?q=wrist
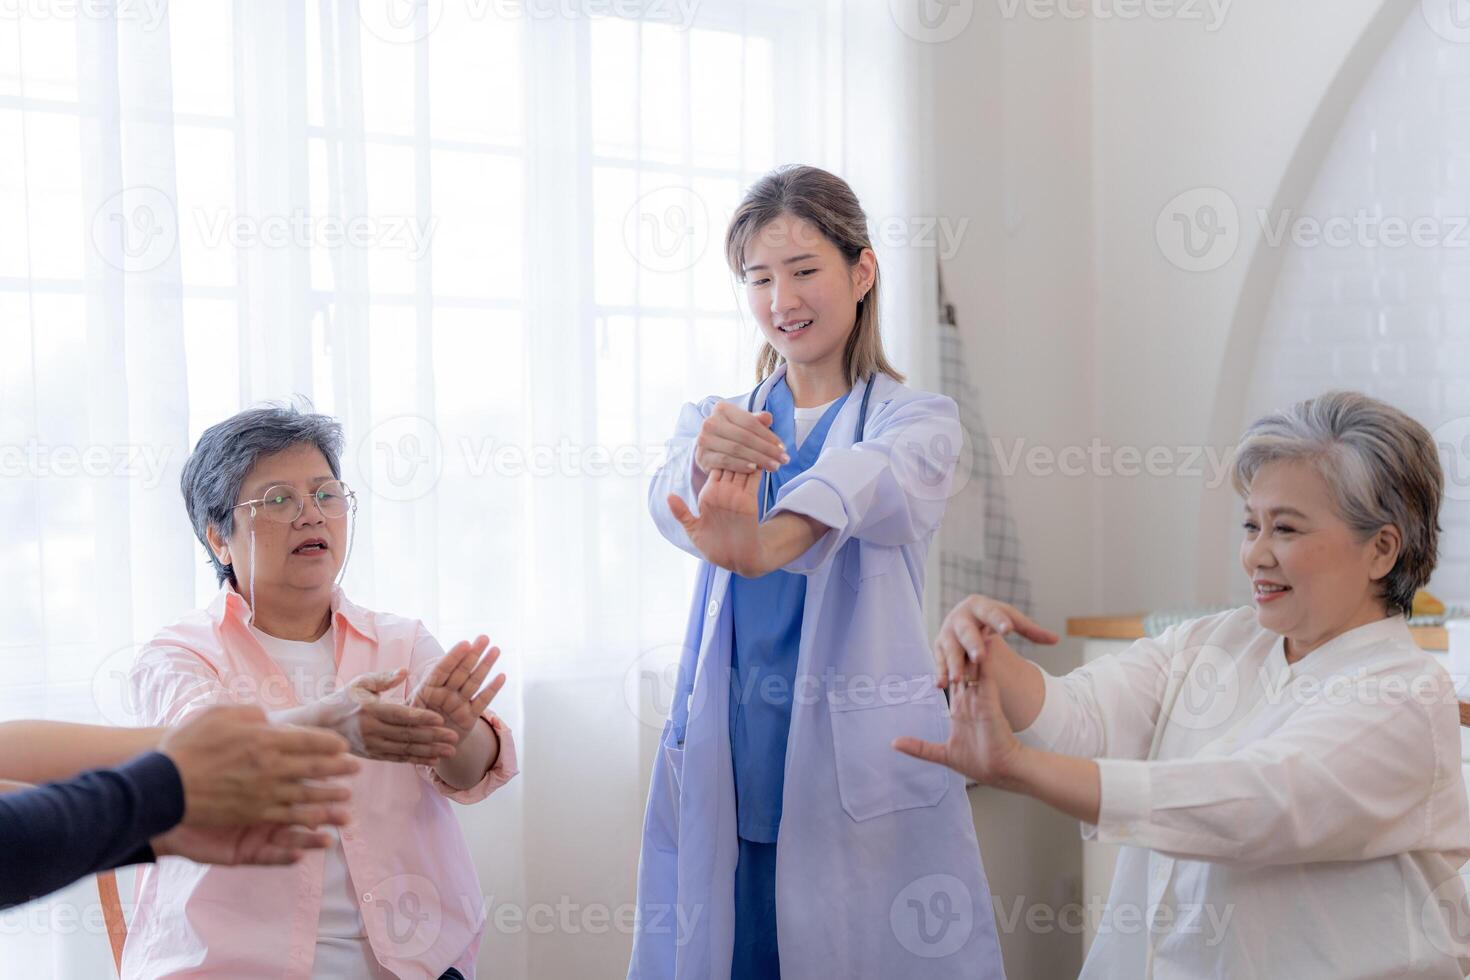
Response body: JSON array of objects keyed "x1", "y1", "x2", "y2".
[
  {"x1": 750, "y1": 524, "x2": 779, "y2": 577},
  {"x1": 996, "y1": 743, "x2": 1039, "y2": 796}
]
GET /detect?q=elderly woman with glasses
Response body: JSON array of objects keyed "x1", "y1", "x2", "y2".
[
  {"x1": 123, "y1": 405, "x2": 518, "y2": 980},
  {"x1": 900, "y1": 391, "x2": 1470, "y2": 979}
]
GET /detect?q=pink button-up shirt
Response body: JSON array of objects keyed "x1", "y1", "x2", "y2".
[{"x1": 122, "y1": 585, "x2": 518, "y2": 980}]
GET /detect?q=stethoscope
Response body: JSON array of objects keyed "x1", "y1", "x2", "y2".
[{"x1": 746, "y1": 373, "x2": 876, "y2": 517}]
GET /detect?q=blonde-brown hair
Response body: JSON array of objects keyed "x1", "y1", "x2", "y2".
[{"x1": 724, "y1": 165, "x2": 904, "y2": 386}]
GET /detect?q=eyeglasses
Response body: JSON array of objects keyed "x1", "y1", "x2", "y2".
[{"x1": 234, "y1": 480, "x2": 356, "y2": 524}]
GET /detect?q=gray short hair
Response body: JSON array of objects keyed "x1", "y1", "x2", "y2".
[
  {"x1": 181, "y1": 403, "x2": 345, "y2": 585},
  {"x1": 1230, "y1": 390, "x2": 1442, "y2": 617}
]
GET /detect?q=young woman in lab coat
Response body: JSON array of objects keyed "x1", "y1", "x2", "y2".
[{"x1": 628, "y1": 165, "x2": 1006, "y2": 980}]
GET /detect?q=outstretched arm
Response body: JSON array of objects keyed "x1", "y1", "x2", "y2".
[
  {"x1": 667, "y1": 468, "x2": 829, "y2": 578},
  {"x1": 0, "y1": 721, "x2": 162, "y2": 785}
]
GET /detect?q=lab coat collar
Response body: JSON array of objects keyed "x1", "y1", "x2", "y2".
[{"x1": 744, "y1": 365, "x2": 897, "y2": 452}]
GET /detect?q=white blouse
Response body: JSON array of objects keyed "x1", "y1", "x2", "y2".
[{"x1": 1018, "y1": 608, "x2": 1470, "y2": 979}]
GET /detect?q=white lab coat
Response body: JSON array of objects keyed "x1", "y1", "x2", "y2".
[{"x1": 628, "y1": 366, "x2": 1007, "y2": 980}]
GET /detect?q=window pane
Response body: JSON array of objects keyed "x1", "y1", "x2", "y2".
[
  {"x1": 430, "y1": 8, "x2": 523, "y2": 146},
  {"x1": 590, "y1": 16, "x2": 638, "y2": 160},
  {"x1": 169, "y1": 0, "x2": 234, "y2": 118},
  {"x1": 430, "y1": 149, "x2": 523, "y2": 299},
  {"x1": 593, "y1": 164, "x2": 638, "y2": 308},
  {"x1": 638, "y1": 23, "x2": 685, "y2": 166},
  {"x1": 360, "y1": 30, "x2": 416, "y2": 137},
  {"x1": 24, "y1": 112, "x2": 83, "y2": 280},
  {"x1": 17, "y1": 15, "x2": 77, "y2": 103},
  {"x1": 175, "y1": 125, "x2": 237, "y2": 287},
  {"x1": 690, "y1": 28, "x2": 742, "y2": 171},
  {"x1": 308, "y1": 138, "x2": 335, "y2": 292},
  {"x1": 0, "y1": 18, "x2": 20, "y2": 98},
  {"x1": 691, "y1": 175, "x2": 741, "y2": 312},
  {"x1": 742, "y1": 35, "x2": 775, "y2": 172},
  {"x1": 364, "y1": 143, "x2": 419, "y2": 295},
  {"x1": 182, "y1": 296, "x2": 240, "y2": 448},
  {"x1": 0, "y1": 110, "x2": 29, "y2": 277}
]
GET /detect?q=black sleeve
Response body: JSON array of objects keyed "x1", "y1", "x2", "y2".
[{"x1": 0, "y1": 751, "x2": 186, "y2": 909}]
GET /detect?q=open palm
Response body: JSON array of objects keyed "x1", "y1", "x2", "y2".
[
  {"x1": 411, "y1": 636, "x2": 506, "y2": 740},
  {"x1": 893, "y1": 672, "x2": 1024, "y2": 787},
  {"x1": 667, "y1": 468, "x2": 765, "y2": 576}
]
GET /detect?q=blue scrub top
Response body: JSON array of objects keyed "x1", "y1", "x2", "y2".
[{"x1": 728, "y1": 377, "x2": 850, "y2": 843}]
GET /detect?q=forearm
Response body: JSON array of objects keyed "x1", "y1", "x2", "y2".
[
  {"x1": 434, "y1": 717, "x2": 498, "y2": 791},
  {"x1": 1005, "y1": 746, "x2": 1101, "y2": 825},
  {"x1": 990, "y1": 648, "x2": 1049, "y2": 733},
  {"x1": 0, "y1": 722, "x2": 163, "y2": 785},
  {"x1": 267, "y1": 697, "x2": 349, "y2": 731},
  {"x1": 752, "y1": 512, "x2": 829, "y2": 576},
  {"x1": 0, "y1": 753, "x2": 182, "y2": 909},
  {"x1": 268, "y1": 704, "x2": 321, "y2": 727}
]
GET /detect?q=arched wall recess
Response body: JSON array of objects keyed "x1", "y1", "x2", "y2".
[{"x1": 1192, "y1": 0, "x2": 1421, "y2": 602}]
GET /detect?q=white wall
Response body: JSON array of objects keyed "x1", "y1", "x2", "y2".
[
  {"x1": 927, "y1": 0, "x2": 1412, "y2": 974},
  {"x1": 1242, "y1": 11, "x2": 1470, "y2": 605},
  {"x1": 933, "y1": 5, "x2": 1096, "y2": 976},
  {"x1": 1092, "y1": 0, "x2": 1405, "y2": 609}
]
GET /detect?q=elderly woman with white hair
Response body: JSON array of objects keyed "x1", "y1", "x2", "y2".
[{"x1": 899, "y1": 390, "x2": 1470, "y2": 978}]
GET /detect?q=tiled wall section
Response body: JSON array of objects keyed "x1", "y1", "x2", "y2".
[{"x1": 1245, "y1": 14, "x2": 1470, "y2": 602}]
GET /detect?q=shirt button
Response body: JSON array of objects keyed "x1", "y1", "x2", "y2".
[
  {"x1": 362, "y1": 892, "x2": 372, "y2": 903},
  {"x1": 706, "y1": 599, "x2": 719, "y2": 618}
]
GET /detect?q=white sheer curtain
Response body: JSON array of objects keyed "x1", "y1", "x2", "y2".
[{"x1": 0, "y1": 1, "x2": 938, "y2": 975}]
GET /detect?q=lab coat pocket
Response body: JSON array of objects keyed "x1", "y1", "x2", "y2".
[
  {"x1": 661, "y1": 719, "x2": 686, "y2": 796},
  {"x1": 840, "y1": 539, "x2": 896, "y2": 591},
  {"x1": 827, "y1": 676, "x2": 950, "y2": 822}
]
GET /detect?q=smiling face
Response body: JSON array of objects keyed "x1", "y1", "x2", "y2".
[
  {"x1": 740, "y1": 212, "x2": 875, "y2": 377},
  {"x1": 207, "y1": 442, "x2": 349, "y2": 607},
  {"x1": 1240, "y1": 458, "x2": 1401, "y2": 658}
]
